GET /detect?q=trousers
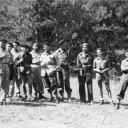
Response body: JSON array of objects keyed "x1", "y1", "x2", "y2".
[{"x1": 78, "y1": 73, "x2": 93, "y2": 102}]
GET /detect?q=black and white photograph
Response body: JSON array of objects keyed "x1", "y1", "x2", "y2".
[{"x1": 0, "y1": 0, "x2": 128, "y2": 128}]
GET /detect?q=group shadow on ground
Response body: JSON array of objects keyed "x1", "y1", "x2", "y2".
[{"x1": 5, "y1": 97, "x2": 128, "y2": 108}]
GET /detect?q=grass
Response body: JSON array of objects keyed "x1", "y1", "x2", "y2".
[{"x1": 0, "y1": 76, "x2": 128, "y2": 128}]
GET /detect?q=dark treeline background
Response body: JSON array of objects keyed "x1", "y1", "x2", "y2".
[{"x1": 0, "y1": 0, "x2": 128, "y2": 70}]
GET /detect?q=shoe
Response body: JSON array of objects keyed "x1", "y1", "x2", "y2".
[
  {"x1": 6, "y1": 98, "x2": 12, "y2": 103},
  {"x1": 54, "y1": 99, "x2": 59, "y2": 103},
  {"x1": 67, "y1": 98, "x2": 71, "y2": 103},
  {"x1": 99, "y1": 100, "x2": 104, "y2": 105},
  {"x1": 39, "y1": 94, "x2": 47, "y2": 99},
  {"x1": 27, "y1": 96, "x2": 34, "y2": 101},
  {"x1": 19, "y1": 95, "x2": 26, "y2": 100},
  {"x1": 89, "y1": 101, "x2": 94, "y2": 105},
  {"x1": 0, "y1": 101, "x2": 7, "y2": 105},
  {"x1": 115, "y1": 103, "x2": 120, "y2": 109},
  {"x1": 110, "y1": 101, "x2": 114, "y2": 106},
  {"x1": 48, "y1": 97, "x2": 54, "y2": 102}
]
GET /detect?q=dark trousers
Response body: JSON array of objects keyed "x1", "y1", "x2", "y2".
[
  {"x1": 117, "y1": 74, "x2": 128, "y2": 100},
  {"x1": 56, "y1": 69, "x2": 72, "y2": 98},
  {"x1": 78, "y1": 74, "x2": 93, "y2": 102}
]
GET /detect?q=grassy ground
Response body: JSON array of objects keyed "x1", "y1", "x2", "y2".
[{"x1": 0, "y1": 76, "x2": 128, "y2": 128}]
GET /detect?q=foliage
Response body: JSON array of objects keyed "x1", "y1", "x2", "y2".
[{"x1": 1, "y1": 0, "x2": 128, "y2": 65}]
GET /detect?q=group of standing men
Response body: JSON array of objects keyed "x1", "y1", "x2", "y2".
[
  {"x1": 0, "y1": 39, "x2": 128, "y2": 109},
  {"x1": 0, "y1": 39, "x2": 72, "y2": 104}
]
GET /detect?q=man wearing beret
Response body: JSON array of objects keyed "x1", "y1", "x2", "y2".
[
  {"x1": 77, "y1": 43, "x2": 93, "y2": 104},
  {"x1": 40, "y1": 43, "x2": 59, "y2": 102},
  {"x1": 15, "y1": 44, "x2": 34, "y2": 101},
  {"x1": 11, "y1": 42, "x2": 20, "y2": 97},
  {"x1": 56, "y1": 42, "x2": 72, "y2": 102}
]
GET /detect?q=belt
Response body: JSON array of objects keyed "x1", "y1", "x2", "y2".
[
  {"x1": 123, "y1": 72, "x2": 128, "y2": 74},
  {"x1": 2, "y1": 62, "x2": 9, "y2": 65},
  {"x1": 31, "y1": 63, "x2": 39, "y2": 65}
]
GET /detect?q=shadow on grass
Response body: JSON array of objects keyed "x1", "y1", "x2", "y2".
[
  {"x1": 120, "y1": 103, "x2": 128, "y2": 107},
  {"x1": 7, "y1": 100, "x2": 57, "y2": 107}
]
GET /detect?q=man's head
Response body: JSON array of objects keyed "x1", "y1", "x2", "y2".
[
  {"x1": 96, "y1": 48, "x2": 105, "y2": 58},
  {"x1": 13, "y1": 41, "x2": 20, "y2": 50},
  {"x1": 125, "y1": 50, "x2": 128, "y2": 58},
  {"x1": 81, "y1": 43, "x2": 88, "y2": 53},
  {"x1": 21, "y1": 45, "x2": 29, "y2": 53},
  {"x1": 6, "y1": 43, "x2": 13, "y2": 52},
  {"x1": 0, "y1": 39, "x2": 7, "y2": 50},
  {"x1": 32, "y1": 43, "x2": 38, "y2": 51},
  {"x1": 43, "y1": 42, "x2": 50, "y2": 52}
]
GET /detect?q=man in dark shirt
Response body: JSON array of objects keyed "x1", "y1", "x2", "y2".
[
  {"x1": 15, "y1": 44, "x2": 33, "y2": 100},
  {"x1": 56, "y1": 44, "x2": 72, "y2": 102},
  {"x1": 77, "y1": 43, "x2": 93, "y2": 104}
]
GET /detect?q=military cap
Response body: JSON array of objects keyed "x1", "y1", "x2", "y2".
[
  {"x1": 33, "y1": 43, "x2": 39, "y2": 46},
  {"x1": 43, "y1": 42, "x2": 50, "y2": 47},
  {"x1": 81, "y1": 43, "x2": 88, "y2": 47}
]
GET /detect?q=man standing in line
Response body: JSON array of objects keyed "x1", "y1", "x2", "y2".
[
  {"x1": 77, "y1": 43, "x2": 93, "y2": 104},
  {"x1": 56, "y1": 42, "x2": 72, "y2": 102},
  {"x1": 11, "y1": 42, "x2": 20, "y2": 97},
  {"x1": 116, "y1": 50, "x2": 128, "y2": 109},
  {"x1": 6, "y1": 43, "x2": 14, "y2": 97},
  {"x1": 93, "y1": 48, "x2": 113, "y2": 105},
  {"x1": 15, "y1": 44, "x2": 34, "y2": 101},
  {"x1": 0, "y1": 39, "x2": 10, "y2": 105},
  {"x1": 30, "y1": 43, "x2": 44, "y2": 99},
  {"x1": 40, "y1": 43, "x2": 59, "y2": 102}
]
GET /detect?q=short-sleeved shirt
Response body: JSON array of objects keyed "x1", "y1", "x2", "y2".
[
  {"x1": 77, "y1": 52, "x2": 93, "y2": 75},
  {"x1": 93, "y1": 57, "x2": 110, "y2": 80},
  {"x1": 40, "y1": 51, "x2": 57, "y2": 75},
  {"x1": 121, "y1": 58, "x2": 128, "y2": 74},
  {"x1": 93, "y1": 57, "x2": 110, "y2": 71},
  {"x1": 121, "y1": 59, "x2": 128, "y2": 68},
  {"x1": 30, "y1": 50, "x2": 40, "y2": 64},
  {"x1": 56, "y1": 51, "x2": 69, "y2": 69},
  {"x1": 11, "y1": 49, "x2": 20, "y2": 61}
]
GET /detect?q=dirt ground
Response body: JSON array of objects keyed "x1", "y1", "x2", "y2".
[{"x1": 0, "y1": 76, "x2": 128, "y2": 128}]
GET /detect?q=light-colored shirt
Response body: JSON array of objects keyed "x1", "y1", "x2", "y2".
[
  {"x1": 121, "y1": 58, "x2": 128, "y2": 71},
  {"x1": 30, "y1": 50, "x2": 40, "y2": 64},
  {"x1": 11, "y1": 48, "x2": 20, "y2": 61},
  {"x1": 56, "y1": 51, "x2": 69, "y2": 66},
  {"x1": 40, "y1": 51, "x2": 57, "y2": 75},
  {"x1": 0, "y1": 49, "x2": 9, "y2": 64},
  {"x1": 93, "y1": 57, "x2": 110, "y2": 70}
]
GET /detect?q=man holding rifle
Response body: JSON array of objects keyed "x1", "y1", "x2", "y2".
[{"x1": 77, "y1": 43, "x2": 93, "y2": 104}]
